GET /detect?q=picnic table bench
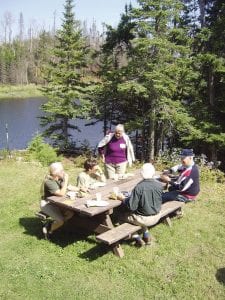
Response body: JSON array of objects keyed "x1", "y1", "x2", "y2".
[
  {"x1": 38, "y1": 170, "x2": 185, "y2": 258},
  {"x1": 96, "y1": 201, "x2": 184, "y2": 253}
]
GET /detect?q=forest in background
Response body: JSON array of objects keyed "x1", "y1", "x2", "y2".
[{"x1": 0, "y1": 0, "x2": 225, "y2": 168}]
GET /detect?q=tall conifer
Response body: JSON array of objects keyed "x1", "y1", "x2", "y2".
[{"x1": 41, "y1": 0, "x2": 89, "y2": 148}]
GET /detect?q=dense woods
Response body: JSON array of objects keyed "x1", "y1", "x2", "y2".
[{"x1": 0, "y1": 0, "x2": 225, "y2": 166}]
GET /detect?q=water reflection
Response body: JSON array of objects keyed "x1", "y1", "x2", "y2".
[{"x1": 0, "y1": 97, "x2": 103, "y2": 150}]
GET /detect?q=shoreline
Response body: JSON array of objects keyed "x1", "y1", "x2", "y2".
[{"x1": 0, "y1": 84, "x2": 44, "y2": 100}]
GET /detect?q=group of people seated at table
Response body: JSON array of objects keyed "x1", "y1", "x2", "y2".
[
  {"x1": 40, "y1": 123, "x2": 200, "y2": 247},
  {"x1": 40, "y1": 158, "x2": 106, "y2": 239}
]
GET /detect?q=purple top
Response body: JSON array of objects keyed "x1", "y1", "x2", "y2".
[{"x1": 99, "y1": 135, "x2": 127, "y2": 164}]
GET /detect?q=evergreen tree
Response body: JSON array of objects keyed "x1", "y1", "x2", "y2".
[
  {"x1": 40, "y1": 0, "x2": 90, "y2": 149},
  {"x1": 92, "y1": 4, "x2": 136, "y2": 134},
  {"x1": 184, "y1": 0, "x2": 225, "y2": 161},
  {"x1": 117, "y1": 0, "x2": 195, "y2": 160}
]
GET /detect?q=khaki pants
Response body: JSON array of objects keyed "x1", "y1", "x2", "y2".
[
  {"x1": 105, "y1": 161, "x2": 127, "y2": 179},
  {"x1": 120, "y1": 211, "x2": 161, "y2": 232},
  {"x1": 40, "y1": 200, "x2": 73, "y2": 222}
]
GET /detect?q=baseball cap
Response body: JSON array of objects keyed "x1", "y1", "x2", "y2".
[{"x1": 180, "y1": 149, "x2": 194, "y2": 157}]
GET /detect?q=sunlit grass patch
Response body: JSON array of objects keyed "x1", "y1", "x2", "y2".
[{"x1": 0, "y1": 160, "x2": 225, "y2": 299}]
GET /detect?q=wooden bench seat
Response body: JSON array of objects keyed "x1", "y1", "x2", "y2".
[
  {"x1": 96, "y1": 223, "x2": 141, "y2": 245},
  {"x1": 160, "y1": 201, "x2": 184, "y2": 226},
  {"x1": 96, "y1": 201, "x2": 184, "y2": 246}
]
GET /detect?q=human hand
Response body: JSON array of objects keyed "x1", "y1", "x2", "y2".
[
  {"x1": 117, "y1": 193, "x2": 125, "y2": 201},
  {"x1": 160, "y1": 174, "x2": 171, "y2": 183},
  {"x1": 80, "y1": 186, "x2": 89, "y2": 193}
]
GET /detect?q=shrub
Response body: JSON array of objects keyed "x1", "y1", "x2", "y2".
[
  {"x1": 27, "y1": 134, "x2": 60, "y2": 166},
  {"x1": 200, "y1": 166, "x2": 225, "y2": 183}
]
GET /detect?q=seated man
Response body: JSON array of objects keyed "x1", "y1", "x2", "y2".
[
  {"x1": 40, "y1": 162, "x2": 74, "y2": 239},
  {"x1": 77, "y1": 158, "x2": 106, "y2": 190},
  {"x1": 161, "y1": 149, "x2": 200, "y2": 203},
  {"x1": 117, "y1": 163, "x2": 163, "y2": 247}
]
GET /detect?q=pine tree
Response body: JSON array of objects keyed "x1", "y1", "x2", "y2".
[
  {"x1": 117, "y1": 0, "x2": 195, "y2": 160},
  {"x1": 184, "y1": 0, "x2": 225, "y2": 161},
  {"x1": 40, "y1": 0, "x2": 90, "y2": 149}
]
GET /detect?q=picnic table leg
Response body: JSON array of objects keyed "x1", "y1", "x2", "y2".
[
  {"x1": 102, "y1": 213, "x2": 125, "y2": 258},
  {"x1": 164, "y1": 216, "x2": 172, "y2": 227},
  {"x1": 102, "y1": 214, "x2": 114, "y2": 228},
  {"x1": 112, "y1": 243, "x2": 124, "y2": 258}
]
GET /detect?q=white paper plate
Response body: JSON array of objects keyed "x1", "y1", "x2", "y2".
[
  {"x1": 67, "y1": 191, "x2": 77, "y2": 199},
  {"x1": 86, "y1": 200, "x2": 109, "y2": 207}
]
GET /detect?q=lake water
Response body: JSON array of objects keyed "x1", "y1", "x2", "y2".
[{"x1": 0, "y1": 97, "x2": 104, "y2": 150}]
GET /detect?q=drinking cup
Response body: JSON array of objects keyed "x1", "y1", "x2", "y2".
[
  {"x1": 113, "y1": 187, "x2": 119, "y2": 196},
  {"x1": 96, "y1": 192, "x2": 102, "y2": 201},
  {"x1": 113, "y1": 174, "x2": 119, "y2": 181}
]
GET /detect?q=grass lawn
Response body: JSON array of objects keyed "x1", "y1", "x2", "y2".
[
  {"x1": 0, "y1": 160, "x2": 225, "y2": 299},
  {"x1": 0, "y1": 84, "x2": 43, "y2": 99}
]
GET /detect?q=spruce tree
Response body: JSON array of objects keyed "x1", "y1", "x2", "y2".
[
  {"x1": 183, "y1": 0, "x2": 225, "y2": 162},
  {"x1": 118, "y1": 0, "x2": 195, "y2": 160},
  {"x1": 41, "y1": 0, "x2": 90, "y2": 149}
]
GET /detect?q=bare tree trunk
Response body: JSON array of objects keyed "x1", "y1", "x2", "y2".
[
  {"x1": 141, "y1": 122, "x2": 147, "y2": 162},
  {"x1": 148, "y1": 107, "x2": 155, "y2": 161},
  {"x1": 208, "y1": 67, "x2": 215, "y2": 106},
  {"x1": 198, "y1": 0, "x2": 206, "y2": 28},
  {"x1": 19, "y1": 12, "x2": 24, "y2": 43},
  {"x1": 209, "y1": 144, "x2": 217, "y2": 162},
  {"x1": 155, "y1": 122, "x2": 164, "y2": 157}
]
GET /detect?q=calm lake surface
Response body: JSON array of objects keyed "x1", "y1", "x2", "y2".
[{"x1": 0, "y1": 97, "x2": 104, "y2": 150}]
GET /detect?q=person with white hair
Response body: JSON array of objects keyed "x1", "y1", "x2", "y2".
[
  {"x1": 117, "y1": 163, "x2": 163, "y2": 247},
  {"x1": 40, "y1": 162, "x2": 74, "y2": 239},
  {"x1": 97, "y1": 124, "x2": 135, "y2": 179},
  {"x1": 161, "y1": 148, "x2": 200, "y2": 203}
]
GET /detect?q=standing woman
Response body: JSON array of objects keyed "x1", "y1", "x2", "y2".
[{"x1": 97, "y1": 124, "x2": 135, "y2": 179}]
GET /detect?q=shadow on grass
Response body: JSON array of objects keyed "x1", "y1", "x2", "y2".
[
  {"x1": 19, "y1": 216, "x2": 109, "y2": 260},
  {"x1": 19, "y1": 217, "x2": 93, "y2": 245},
  {"x1": 78, "y1": 243, "x2": 109, "y2": 261},
  {"x1": 19, "y1": 216, "x2": 45, "y2": 240},
  {"x1": 216, "y1": 268, "x2": 225, "y2": 285}
]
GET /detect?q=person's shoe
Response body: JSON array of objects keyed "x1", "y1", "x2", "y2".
[
  {"x1": 143, "y1": 235, "x2": 151, "y2": 245},
  {"x1": 42, "y1": 222, "x2": 51, "y2": 240},
  {"x1": 135, "y1": 238, "x2": 145, "y2": 247}
]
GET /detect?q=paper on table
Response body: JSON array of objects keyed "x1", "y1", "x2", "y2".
[
  {"x1": 67, "y1": 191, "x2": 77, "y2": 199},
  {"x1": 86, "y1": 200, "x2": 109, "y2": 207},
  {"x1": 96, "y1": 182, "x2": 106, "y2": 187}
]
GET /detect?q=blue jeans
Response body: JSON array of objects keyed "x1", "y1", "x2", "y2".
[{"x1": 162, "y1": 191, "x2": 191, "y2": 203}]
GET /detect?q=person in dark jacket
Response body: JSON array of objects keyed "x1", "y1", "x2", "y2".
[
  {"x1": 161, "y1": 149, "x2": 200, "y2": 203},
  {"x1": 118, "y1": 163, "x2": 163, "y2": 247}
]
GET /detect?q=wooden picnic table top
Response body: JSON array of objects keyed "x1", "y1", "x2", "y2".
[
  {"x1": 47, "y1": 169, "x2": 141, "y2": 216},
  {"x1": 47, "y1": 169, "x2": 165, "y2": 217}
]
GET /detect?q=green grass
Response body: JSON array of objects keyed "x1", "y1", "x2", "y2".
[
  {"x1": 0, "y1": 160, "x2": 225, "y2": 299},
  {"x1": 0, "y1": 84, "x2": 43, "y2": 99}
]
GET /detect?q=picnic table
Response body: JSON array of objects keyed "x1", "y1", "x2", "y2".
[
  {"x1": 46, "y1": 170, "x2": 183, "y2": 258},
  {"x1": 47, "y1": 170, "x2": 143, "y2": 257}
]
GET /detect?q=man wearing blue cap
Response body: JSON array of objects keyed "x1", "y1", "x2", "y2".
[{"x1": 161, "y1": 149, "x2": 200, "y2": 203}]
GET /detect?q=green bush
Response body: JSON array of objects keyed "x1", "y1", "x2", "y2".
[
  {"x1": 200, "y1": 166, "x2": 225, "y2": 183},
  {"x1": 0, "y1": 149, "x2": 10, "y2": 160},
  {"x1": 27, "y1": 134, "x2": 60, "y2": 166}
]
